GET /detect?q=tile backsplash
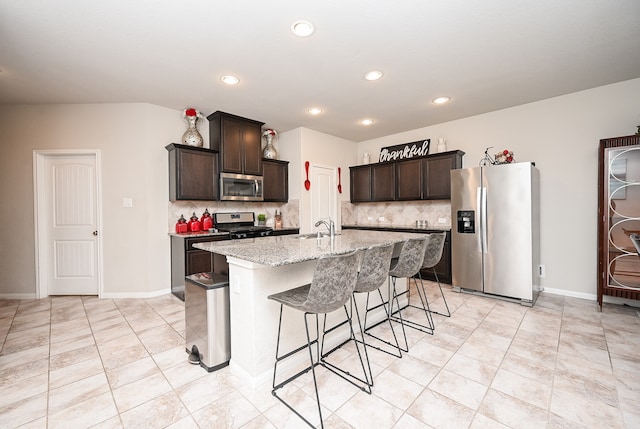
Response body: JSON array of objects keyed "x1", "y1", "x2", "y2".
[
  {"x1": 169, "y1": 200, "x2": 299, "y2": 231},
  {"x1": 341, "y1": 200, "x2": 451, "y2": 228}
]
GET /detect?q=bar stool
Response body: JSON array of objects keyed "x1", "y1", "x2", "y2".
[
  {"x1": 387, "y1": 236, "x2": 434, "y2": 337},
  {"x1": 320, "y1": 243, "x2": 396, "y2": 387},
  {"x1": 268, "y1": 251, "x2": 366, "y2": 429},
  {"x1": 419, "y1": 232, "x2": 451, "y2": 318}
]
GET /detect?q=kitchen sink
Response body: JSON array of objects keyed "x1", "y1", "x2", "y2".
[{"x1": 292, "y1": 232, "x2": 341, "y2": 239}]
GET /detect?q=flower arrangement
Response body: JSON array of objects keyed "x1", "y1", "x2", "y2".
[
  {"x1": 495, "y1": 149, "x2": 514, "y2": 164},
  {"x1": 262, "y1": 128, "x2": 277, "y2": 138},
  {"x1": 183, "y1": 108, "x2": 203, "y2": 119}
]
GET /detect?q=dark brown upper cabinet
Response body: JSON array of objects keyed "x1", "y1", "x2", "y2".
[
  {"x1": 422, "y1": 152, "x2": 463, "y2": 199},
  {"x1": 166, "y1": 143, "x2": 219, "y2": 201},
  {"x1": 396, "y1": 158, "x2": 422, "y2": 200},
  {"x1": 371, "y1": 163, "x2": 395, "y2": 201},
  {"x1": 350, "y1": 150, "x2": 464, "y2": 202},
  {"x1": 262, "y1": 159, "x2": 289, "y2": 202},
  {"x1": 350, "y1": 165, "x2": 372, "y2": 202},
  {"x1": 208, "y1": 111, "x2": 264, "y2": 176}
]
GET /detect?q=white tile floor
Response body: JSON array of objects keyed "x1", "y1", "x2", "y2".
[{"x1": 1, "y1": 284, "x2": 639, "y2": 428}]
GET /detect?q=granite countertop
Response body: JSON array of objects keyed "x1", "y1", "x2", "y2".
[
  {"x1": 168, "y1": 226, "x2": 300, "y2": 238},
  {"x1": 193, "y1": 229, "x2": 425, "y2": 267},
  {"x1": 342, "y1": 223, "x2": 451, "y2": 232}
]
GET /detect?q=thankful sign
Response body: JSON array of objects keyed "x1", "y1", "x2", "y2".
[{"x1": 379, "y1": 139, "x2": 430, "y2": 163}]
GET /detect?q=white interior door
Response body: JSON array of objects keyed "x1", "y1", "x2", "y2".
[
  {"x1": 41, "y1": 154, "x2": 99, "y2": 295},
  {"x1": 310, "y1": 165, "x2": 338, "y2": 231}
]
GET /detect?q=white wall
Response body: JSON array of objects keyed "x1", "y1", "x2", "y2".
[
  {"x1": 356, "y1": 78, "x2": 640, "y2": 299},
  {"x1": 279, "y1": 127, "x2": 358, "y2": 233},
  {"x1": 0, "y1": 103, "x2": 186, "y2": 298}
]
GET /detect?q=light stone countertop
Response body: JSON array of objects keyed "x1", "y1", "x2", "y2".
[
  {"x1": 193, "y1": 229, "x2": 427, "y2": 267},
  {"x1": 342, "y1": 223, "x2": 451, "y2": 231}
]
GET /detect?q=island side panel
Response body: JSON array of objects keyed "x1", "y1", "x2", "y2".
[
  {"x1": 226, "y1": 256, "x2": 318, "y2": 387},
  {"x1": 225, "y1": 255, "x2": 408, "y2": 388}
]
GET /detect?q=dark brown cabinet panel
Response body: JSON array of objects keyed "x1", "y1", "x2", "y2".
[
  {"x1": 263, "y1": 159, "x2": 289, "y2": 202},
  {"x1": 396, "y1": 158, "x2": 422, "y2": 200},
  {"x1": 350, "y1": 165, "x2": 372, "y2": 202},
  {"x1": 166, "y1": 143, "x2": 218, "y2": 201},
  {"x1": 422, "y1": 152, "x2": 464, "y2": 199},
  {"x1": 371, "y1": 163, "x2": 395, "y2": 201},
  {"x1": 208, "y1": 111, "x2": 264, "y2": 175},
  {"x1": 186, "y1": 250, "x2": 213, "y2": 275}
]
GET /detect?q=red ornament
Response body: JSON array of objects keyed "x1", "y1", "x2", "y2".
[
  {"x1": 187, "y1": 212, "x2": 201, "y2": 232},
  {"x1": 175, "y1": 214, "x2": 188, "y2": 233},
  {"x1": 200, "y1": 208, "x2": 213, "y2": 230},
  {"x1": 185, "y1": 108, "x2": 197, "y2": 117},
  {"x1": 503, "y1": 150, "x2": 509, "y2": 155}
]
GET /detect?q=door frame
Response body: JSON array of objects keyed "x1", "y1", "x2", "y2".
[{"x1": 33, "y1": 149, "x2": 104, "y2": 298}]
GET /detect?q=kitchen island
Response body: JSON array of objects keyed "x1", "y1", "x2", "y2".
[{"x1": 194, "y1": 229, "x2": 426, "y2": 387}]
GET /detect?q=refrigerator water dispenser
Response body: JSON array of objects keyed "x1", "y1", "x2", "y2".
[{"x1": 457, "y1": 210, "x2": 475, "y2": 233}]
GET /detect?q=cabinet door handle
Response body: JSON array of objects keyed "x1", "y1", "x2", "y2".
[{"x1": 93, "y1": 231, "x2": 98, "y2": 236}]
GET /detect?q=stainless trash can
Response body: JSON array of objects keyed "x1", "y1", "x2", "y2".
[{"x1": 185, "y1": 272, "x2": 231, "y2": 372}]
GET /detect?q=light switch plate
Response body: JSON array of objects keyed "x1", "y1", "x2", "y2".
[{"x1": 122, "y1": 197, "x2": 133, "y2": 208}]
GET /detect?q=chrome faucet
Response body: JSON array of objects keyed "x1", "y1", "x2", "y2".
[{"x1": 314, "y1": 218, "x2": 335, "y2": 239}]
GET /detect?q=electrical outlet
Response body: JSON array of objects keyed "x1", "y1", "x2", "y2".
[
  {"x1": 438, "y1": 218, "x2": 447, "y2": 224},
  {"x1": 122, "y1": 197, "x2": 133, "y2": 208},
  {"x1": 538, "y1": 264, "x2": 546, "y2": 278},
  {"x1": 367, "y1": 216, "x2": 373, "y2": 221},
  {"x1": 378, "y1": 216, "x2": 385, "y2": 222}
]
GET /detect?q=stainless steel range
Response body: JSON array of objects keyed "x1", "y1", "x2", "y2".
[{"x1": 214, "y1": 212, "x2": 273, "y2": 239}]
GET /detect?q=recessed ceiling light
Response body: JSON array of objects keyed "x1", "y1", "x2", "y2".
[
  {"x1": 364, "y1": 70, "x2": 383, "y2": 81},
  {"x1": 360, "y1": 119, "x2": 374, "y2": 126},
  {"x1": 308, "y1": 107, "x2": 323, "y2": 115},
  {"x1": 433, "y1": 96, "x2": 451, "y2": 104},
  {"x1": 291, "y1": 20, "x2": 314, "y2": 37},
  {"x1": 220, "y1": 75, "x2": 240, "y2": 85}
]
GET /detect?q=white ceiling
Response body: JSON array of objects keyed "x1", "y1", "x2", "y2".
[{"x1": 1, "y1": 1, "x2": 639, "y2": 142}]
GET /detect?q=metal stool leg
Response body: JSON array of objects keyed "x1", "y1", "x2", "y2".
[
  {"x1": 363, "y1": 276, "x2": 409, "y2": 355},
  {"x1": 390, "y1": 275, "x2": 435, "y2": 335},
  {"x1": 319, "y1": 303, "x2": 372, "y2": 393}
]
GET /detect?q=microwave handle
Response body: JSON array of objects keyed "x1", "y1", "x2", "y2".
[{"x1": 254, "y1": 179, "x2": 260, "y2": 196}]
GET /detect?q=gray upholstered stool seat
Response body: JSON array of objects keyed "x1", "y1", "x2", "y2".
[
  {"x1": 320, "y1": 243, "x2": 396, "y2": 387},
  {"x1": 268, "y1": 250, "x2": 367, "y2": 429}
]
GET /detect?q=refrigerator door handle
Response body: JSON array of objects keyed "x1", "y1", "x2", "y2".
[
  {"x1": 476, "y1": 187, "x2": 483, "y2": 253},
  {"x1": 480, "y1": 186, "x2": 488, "y2": 254}
]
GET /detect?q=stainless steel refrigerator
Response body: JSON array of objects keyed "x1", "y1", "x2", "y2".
[{"x1": 450, "y1": 162, "x2": 540, "y2": 304}]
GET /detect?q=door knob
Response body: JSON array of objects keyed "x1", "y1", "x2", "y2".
[{"x1": 93, "y1": 231, "x2": 98, "y2": 236}]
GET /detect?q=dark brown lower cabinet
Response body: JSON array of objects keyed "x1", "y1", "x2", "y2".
[
  {"x1": 170, "y1": 235, "x2": 229, "y2": 301},
  {"x1": 420, "y1": 232, "x2": 451, "y2": 284},
  {"x1": 342, "y1": 226, "x2": 452, "y2": 284}
]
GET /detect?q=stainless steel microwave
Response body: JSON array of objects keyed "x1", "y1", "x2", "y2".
[{"x1": 220, "y1": 173, "x2": 264, "y2": 201}]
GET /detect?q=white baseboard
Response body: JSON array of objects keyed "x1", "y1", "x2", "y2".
[
  {"x1": 0, "y1": 293, "x2": 37, "y2": 300},
  {"x1": 100, "y1": 288, "x2": 171, "y2": 299},
  {"x1": 542, "y1": 287, "x2": 640, "y2": 308},
  {"x1": 541, "y1": 287, "x2": 596, "y2": 301}
]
